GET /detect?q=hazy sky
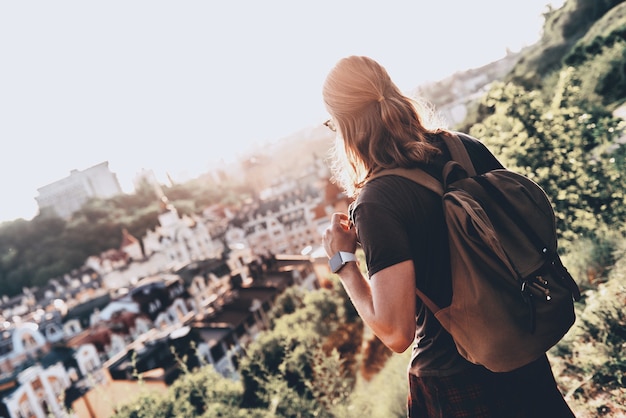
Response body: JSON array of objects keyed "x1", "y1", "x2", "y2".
[{"x1": 0, "y1": 0, "x2": 565, "y2": 223}]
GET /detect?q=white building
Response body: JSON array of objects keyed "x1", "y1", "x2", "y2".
[
  {"x1": 99, "y1": 196, "x2": 223, "y2": 289},
  {"x1": 144, "y1": 198, "x2": 220, "y2": 264},
  {"x1": 35, "y1": 161, "x2": 123, "y2": 219},
  {"x1": 2, "y1": 364, "x2": 72, "y2": 418},
  {"x1": 0, "y1": 322, "x2": 75, "y2": 418},
  {"x1": 241, "y1": 185, "x2": 323, "y2": 256}
]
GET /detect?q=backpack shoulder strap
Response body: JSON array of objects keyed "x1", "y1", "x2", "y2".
[
  {"x1": 442, "y1": 133, "x2": 477, "y2": 177},
  {"x1": 368, "y1": 167, "x2": 444, "y2": 196}
]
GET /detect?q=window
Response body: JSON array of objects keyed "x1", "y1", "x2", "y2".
[{"x1": 210, "y1": 344, "x2": 225, "y2": 361}]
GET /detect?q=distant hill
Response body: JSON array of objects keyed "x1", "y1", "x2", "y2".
[
  {"x1": 507, "y1": 0, "x2": 626, "y2": 84},
  {"x1": 410, "y1": 52, "x2": 522, "y2": 127}
]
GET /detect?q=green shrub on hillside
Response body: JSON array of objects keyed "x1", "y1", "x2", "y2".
[
  {"x1": 470, "y1": 67, "x2": 626, "y2": 243},
  {"x1": 560, "y1": 227, "x2": 622, "y2": 288},
  {"x1": 239, "y1": 285, "x2": 362, "y2": 411},
  {"x1": 111, "y1": 366, "x2": 254, "y2": 418}
]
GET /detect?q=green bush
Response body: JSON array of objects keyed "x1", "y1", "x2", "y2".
[
  {"x1": 470, "y1": 68, "x2": 626, "y2": 241},
  {"x1": 238, "y1": 285, "x2": 361, "y2": 411},
  {"x1": 111, "y1": 366, "x2": 251, "y2": 418},
  {"x1": 560, "y1": 226, "x2": 623, "y2": 288}
]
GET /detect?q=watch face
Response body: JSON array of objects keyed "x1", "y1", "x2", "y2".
[
  {"x1": 329, "y1": 252, "x2": 356, "y2": 273},
  {"x1": 329, "y1": 252, "x2": 343, "y2": 273}
]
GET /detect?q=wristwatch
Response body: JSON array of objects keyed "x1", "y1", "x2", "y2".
[{"x1": 329, "y1": 251, "x2": 357, "y2": 273}]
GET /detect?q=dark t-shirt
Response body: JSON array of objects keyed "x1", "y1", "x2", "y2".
[{"x1": 351, "y1": 132, "x2": 504, "y2": 377}]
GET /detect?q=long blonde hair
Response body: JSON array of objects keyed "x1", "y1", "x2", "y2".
[{"x1": 323, "y1": 55, "x2": 445, "y2": 197}]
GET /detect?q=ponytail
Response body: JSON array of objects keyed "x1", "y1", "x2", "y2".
[{"x1": 323, "y1": 56, "x2": 444, "y2": 197}]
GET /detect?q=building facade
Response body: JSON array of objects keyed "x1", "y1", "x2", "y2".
[{"x1": 35, "y1": 161, "x2": 123, "y2": 219}]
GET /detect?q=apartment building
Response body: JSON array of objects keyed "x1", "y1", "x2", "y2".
[{"x1": 35, "y1": 161, "x2": 123, "y2": 219}]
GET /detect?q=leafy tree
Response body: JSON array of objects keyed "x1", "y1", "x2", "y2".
[
  {"x1": 561, "y1": 0, "x2": 625, "y2": 39},
  {"x1": 239, "y1": 286, "x2": 361, "y2": 411},
  {"x1": 110, "y1": 390, "x2": 172, "y2": 418},
  {"x1": 0, "y1": 214, "x2": 73, "y2": 291},
  {"x1": 306, "y1": 347, "x2": 355, "y2": 412},
  {"x1": 267, "y1": 286, "x2": 307, "y2": 326},
  {"x1": 470, "y1": 67, "x2": 626, "y2": 242},
  {"x1": 593, "y1": 39, "x2": 626, "y2": 105},
  {"x1": 111, "y1": 366, "x2": 258, "y2": 418},
  {"x1": 120, "y1": 206, "x2": 161, "y2": 241}
]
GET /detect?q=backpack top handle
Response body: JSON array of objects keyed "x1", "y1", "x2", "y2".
[{"x1": 441, "y1": 133, "x2": 477, "y2": 177}]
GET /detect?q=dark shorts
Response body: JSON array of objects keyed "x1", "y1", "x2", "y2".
[{"x1": 408, "y1": 355, "x2": 576, "y2": 418}]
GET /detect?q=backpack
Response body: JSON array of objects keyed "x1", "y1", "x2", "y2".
[{"x1": 371, "y1": 133, "x2": 581, "y2": 372}]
